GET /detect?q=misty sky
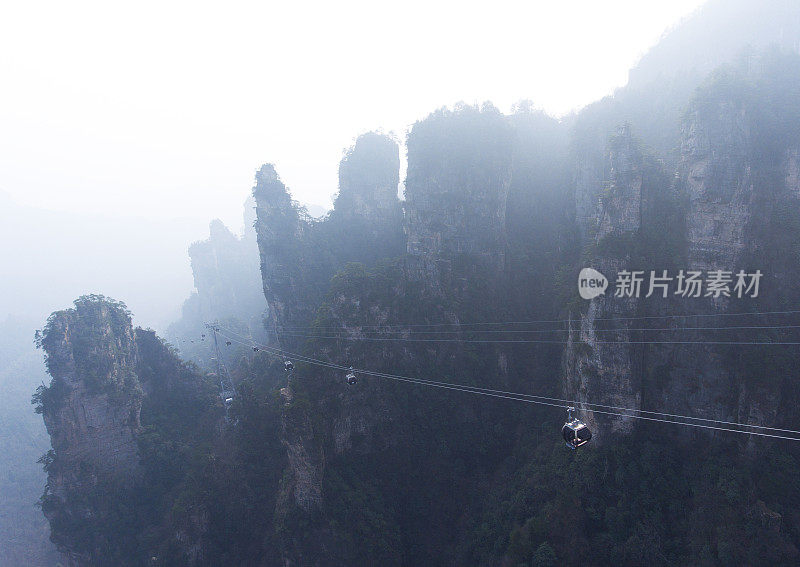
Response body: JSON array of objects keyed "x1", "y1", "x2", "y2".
[
  {"x1": 1, "y1": 0, "x2": 708, "y2": 328},
  {"x1": 2, "y1": 1, "x2": 705, "y2": 229}
]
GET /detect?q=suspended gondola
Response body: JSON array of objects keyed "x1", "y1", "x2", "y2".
[
  {"x1": 562, "y1": 406, "x2": 592, "y2": 449},
  {"x1": 346, "y1": 366, "x2": 357, "y2": 385}
]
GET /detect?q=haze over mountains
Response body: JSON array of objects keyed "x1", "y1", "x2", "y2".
[{"x1": 5, "y1": 0, "x2": 800, "y2": 565}]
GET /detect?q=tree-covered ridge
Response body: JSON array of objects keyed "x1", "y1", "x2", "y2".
[
  {"x1": 32, "y1": 10, "x2": 800, "y2": 564},
  {"x1": 257, "y1": 53, "x2": 800, "y2": 565},
  {"x1": 334, "y1": 131, "x2": 400, "y2": 217},
  {"x1": 405, "y1": 103, "x2": 515, "y2": 264},
  {"x1": 34, "y1": 295, "x2": 225, "y2": 564},
  {"x1": 254, "y1": 132, "x2": 406, "y2": 334},
  {"x1": 33, "y1": 294, "x2": 140, "y2": 412}
]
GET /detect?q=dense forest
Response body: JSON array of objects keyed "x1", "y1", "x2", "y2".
[{"x1": 31, "y1": 1, "x2": 800, "y2": 565}]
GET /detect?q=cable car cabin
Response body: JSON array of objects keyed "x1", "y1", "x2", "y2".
[
  {"x1": 346, "y1": 367, "x2": 357, "y2": 385},
  {"x1": 253, "y1": 346, "x2": 260, "y2": 352},
  {"x1": 225, "y1": 341, "x2": 232, "y2": 346},
  {"x1": 221, "y1": 389, "x2": 235, "y2": 408},
  {"x1": 562, "y1": 407, "x2": 592, "y2": 449},
  {"x1": 284, "y1": 360, "x2": 294, "y2": 372},
  {"x1": 562, "y1": 420, "x2": 592, "y2": 449}
]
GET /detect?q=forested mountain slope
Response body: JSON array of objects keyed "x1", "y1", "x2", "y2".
[{"x1": 34, "y1": 3, "x2": 800, "y2": 565}]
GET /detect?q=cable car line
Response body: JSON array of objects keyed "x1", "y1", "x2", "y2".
[
  {"x1": 274, "y1": 309, "x2": 800, "y2": 332},
  {"x1": 214, "y1": 326, "x2": 800, "y2": 441},
  {"x1": 270, "y1": 323, "x2": 800, "y2": 336},
  {"x1": 205, "y1": 323, "x2": 237, "y2": 420},
  {"x1": 219, "y1": 326, "x2": 800, "y2": 435},
  {"x1": 217, "y1": 330, "x2": 800, "y2": 441},
  {"x1": 216, "y1": 325, "x2": 800, "y2": 433},
  {"x1": 266, "y1": 308, "x2": 295, "y2": 384},
  {"x1": 265, "y1": 331, "x2": 800, "y2": 346}
]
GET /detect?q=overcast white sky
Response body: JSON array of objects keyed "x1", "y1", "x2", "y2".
[{"x1": 1, "y1": 0, "x2": 705, "y2": 232}]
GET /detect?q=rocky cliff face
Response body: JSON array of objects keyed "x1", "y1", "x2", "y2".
[
  {"x1": 37, "y1": 296, "x2": 142, "y2": 483},
  {"x1": 254, "y1": 107, "x2": 532, "y2": 565},
  {"x1": 252, "y1": 134, "x2": 410, "y2": 561},
  {"x1": 188, "y1": 218, "x2": 266, "y2": 323},
  {"x1": 681, "y1": 97, "x2": 753, "y2": 273},
  {"x1": 33, "y1": 49, "x2": 800, "y2": 564},
  {"x1": 253, "y1": 163, "x2": 305, "y2": 333},
  {"x1": 404, "y1": 105, "x2": 514, "y2": 275},
  {"x1": 35, "y1": 296, "x2": 143, "y2": 564},
  {"x1": 565, "y1": 58, "x2": 800, "y2": 446},
  {"x1": 332, "y1": 132, "x2": 403, "y2": 238},
  {"x1": 654, "y1": 64, "x2": 800, "y2": 443},
  {"x1": 564, "y1": 127, "x2": 645, "y2": 438},
  {"x1": 168, "y1": 197, "x2": 268, "y2": 367},
  {"x1": 35, "y1": 295, "x2": 220, "y2": 565},
  {"x1": 254, "y1": 132, "x2": 405, "y2": 336},
  {"x1": 645, "y1": 83, "x2": 758, "y2": 439}
]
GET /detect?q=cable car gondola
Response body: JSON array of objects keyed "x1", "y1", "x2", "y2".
[
  {"x1": 346, "y1": 366, "x2": 357, "y2": 385},
  {"x1": 253, "y1": 346, "x2": 260, "y2": 352},
  {"x1": 562, "y1": 406, "x2": 592, "y2": 449},
  {"x1": 226, "y1": 341, "x2": 232, "y2": 346},
  {"x1": 284, "y1": 360, "x2": 294, "y2": 372}
]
